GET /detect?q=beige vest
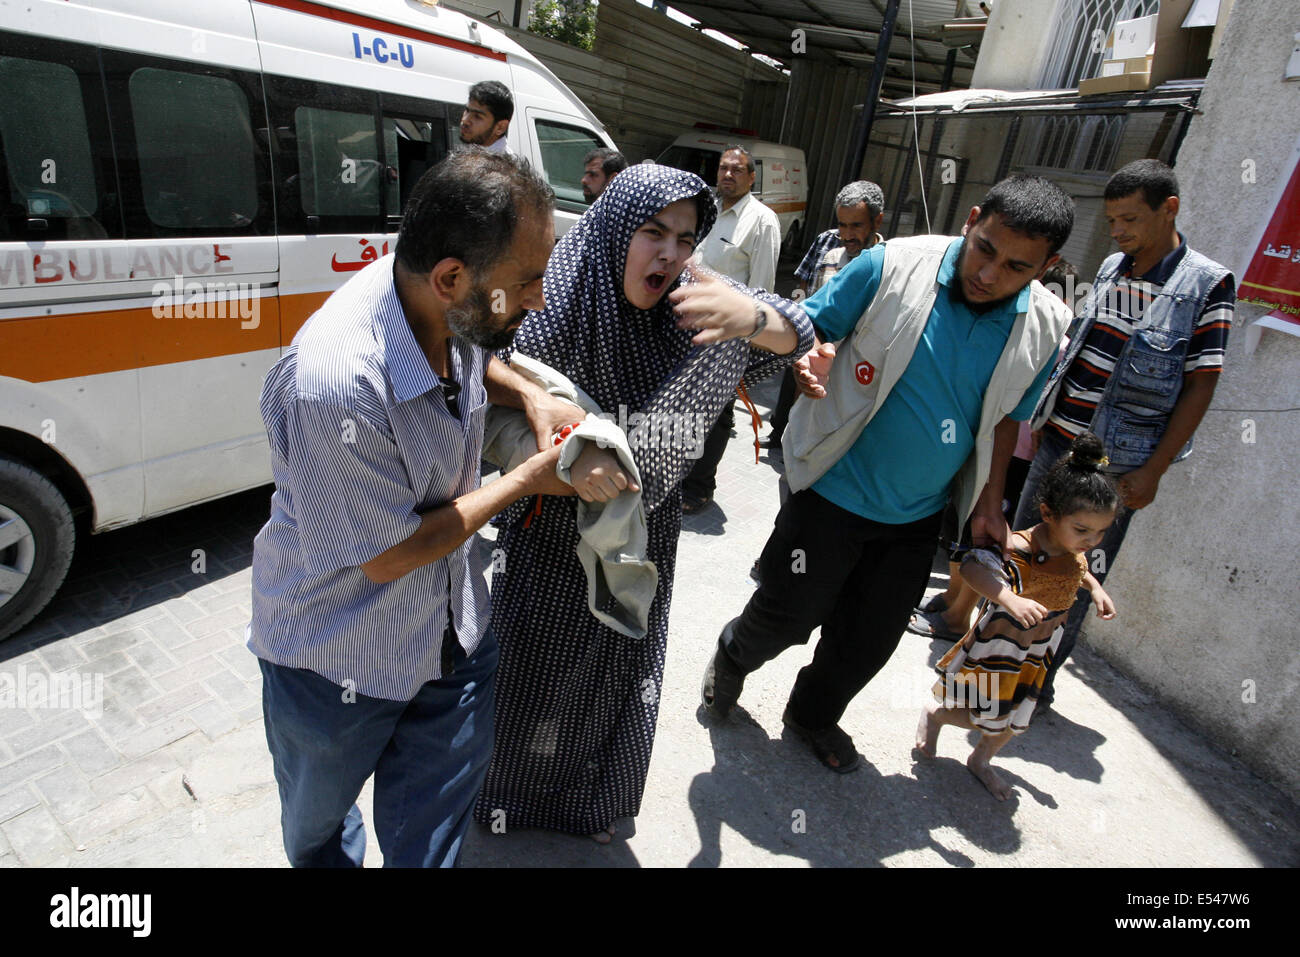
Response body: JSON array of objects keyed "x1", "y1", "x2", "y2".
[{"x1": 782, "y1": 235, "x2": 1072, "y2": 524}]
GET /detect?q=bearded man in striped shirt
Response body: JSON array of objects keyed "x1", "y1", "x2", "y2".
[{"x1": 247, "y1": 150, "x2": 581, "y2": 867}]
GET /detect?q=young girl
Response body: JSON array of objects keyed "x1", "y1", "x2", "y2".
[{"x1": 914, "y1": 431, "x2": 1120, "y2": 801}]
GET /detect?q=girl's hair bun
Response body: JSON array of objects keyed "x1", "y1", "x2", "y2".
[
  {"x1": 1067, "y1": 432, "x2": 1108, "y2": 472},
  {"x1": 1036, "y1": 430, "x2": 1121, "y2": 518}
]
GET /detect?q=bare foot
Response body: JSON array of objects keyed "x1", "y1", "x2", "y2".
[
  {"x1": 967, "y1": 755, "x2": 1014, "y2": 801},
  {"x1": 590, "y1": 823, "x2": 616, "y2": 844},
  {"x1": 913, "y1": 701, "x2": 942, "y2": 758},
  {"x1": 940, "y1": 611, "x2": 966, "y2": 633}
]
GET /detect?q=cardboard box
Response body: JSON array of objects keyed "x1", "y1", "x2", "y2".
[
  {"x1": 1210, "y1": 0, "x2": 1235, "y2": 59},
  {"x1": 1112, "y1": 13, "x2": 1158, "y2": 59},
  {"x1": 1077, "y1": 0, "x2": 1207, "y2": 94},
  {"x1": 1116, "y1": 54, "x2": 1154, "y2": 72},
  {"x1": 1097, "y1": 57, "x2": 1152, "y2": 77},
  {"x1": 1078, "y1": 71, "x2": 1153, "y2": 96}
]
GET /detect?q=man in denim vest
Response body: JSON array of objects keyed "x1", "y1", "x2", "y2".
[{"x1": 1018, "y1": 159, "x2": 1235, "y2": 712}]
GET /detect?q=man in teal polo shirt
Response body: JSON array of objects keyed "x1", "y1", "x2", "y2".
[{"x1": 701, "y1": 175, "x2": 1074, "y2": 773}]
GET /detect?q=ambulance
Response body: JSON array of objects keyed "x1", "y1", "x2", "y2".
[
  {"x1": 656, "y1": 126, "x2": 808, "y2": 256},
  {"x1": 0, "y1": 0, "x2": 615, "y2": 640}
]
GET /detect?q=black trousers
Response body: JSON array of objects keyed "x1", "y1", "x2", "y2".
[
  {"x1": 768, "y1": 369, "x2": 798, "y2": 443},
  {"x1": 720, "y1": 488, "x2": 943, "y2": 729},
  {"x1": 682, "y1": 401, "x2": 735, "y2": 499}
]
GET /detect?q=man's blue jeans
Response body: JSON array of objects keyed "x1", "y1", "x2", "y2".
[
  {"x1": 258, "y1": 631, "x2": 497, "y2": 868},
  {"x1": 1013, "y1": 434, "x2": 1134, "y2": 705}
]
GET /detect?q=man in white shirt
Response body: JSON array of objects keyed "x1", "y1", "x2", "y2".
[
  {"x1": 695, "y1": 146, "x2": 781, "y2": 291},
  {"x1": 682, "y1": 146, "x2": 782, "y2": 512},
  {"x1": 459, "y1": 80, "x2": 513, "y2": 154}
]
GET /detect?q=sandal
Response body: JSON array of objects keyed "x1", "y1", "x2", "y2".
[
  {"x1": 905, "y1": 609, "x2": 963, "y2": 643},
  {"x1": 681, "y1": 491, "x2": 712, "y2": 514},
  {"x1": 918, "y1": 593, "x2": 950, "y2": 615},
  {"x1": 782, "y1": 706, "x2": 861, "y2": 774}
]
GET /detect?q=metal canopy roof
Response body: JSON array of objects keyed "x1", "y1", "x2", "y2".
[
  {"x1": 882, "y1": 80, "x2": 1205, "y2": 115},
  {"x1": 666, "y1": 0, "x2": 982, "y2": 95}
]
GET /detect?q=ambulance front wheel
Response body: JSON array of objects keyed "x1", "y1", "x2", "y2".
[{"x1": 0, "y1": 455, "x2": 76, "y2": 643}]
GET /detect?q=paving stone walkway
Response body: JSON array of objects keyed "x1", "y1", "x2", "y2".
[{"x1": 2, "y1": 362, "x2": 1296, "y2": 869}]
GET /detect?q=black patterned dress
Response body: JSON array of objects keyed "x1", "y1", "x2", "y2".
[{"x1": 472, "y1": 165, "x2": 812, "y2": 834}]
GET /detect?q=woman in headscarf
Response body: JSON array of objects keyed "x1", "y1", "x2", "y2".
[{"x1": 472, "y1": 164, "x2": 813, "y2": 841}]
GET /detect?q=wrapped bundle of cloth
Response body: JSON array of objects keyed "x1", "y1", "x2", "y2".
[{"x1": 482, "y1": 351, "x2": 658, "y2": 638}]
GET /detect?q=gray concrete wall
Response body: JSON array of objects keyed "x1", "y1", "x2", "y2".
[
  {"x1": 1081, "y1": 0, "x2": 1300, "y2": 797},
  {"x1": 970, "y1": 0, "x2": 1065, "y2": 90}
]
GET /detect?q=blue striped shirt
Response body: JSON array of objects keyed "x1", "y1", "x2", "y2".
[{"x1": 247, "y1": 255, "x2": 491, "y2": 701}]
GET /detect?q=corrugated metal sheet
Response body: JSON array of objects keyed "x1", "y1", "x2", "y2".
[
  {"x1": 478, "y1": 1, "x2": 982, "y2": 247},
  {"x1": 670, "y1": 0, "x2": 978, "y2": 96},
  {"x1": 497, "y1": 0, "x2": 790, "y2": 163},
  {"x1": 782, "y1": 60, "x2": 870, "y2": 239},
  {"x1": 658, "y1": 0, "x2": 983, "y2": 241}
]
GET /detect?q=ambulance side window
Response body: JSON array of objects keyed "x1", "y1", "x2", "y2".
[
  {"x1": 0, "y1": 33, "x2": 118, "y2": 241},
  {"x1": 380, "y1": 92, "x2": 451, "y2": 227},
  {"x1": 534, "y1": 119, "x2": 604, "y2": 212},
  {"x1": 264, "y1": 76, "x2": 383, "y2": 235},
  {"x1": 131, "y1": 70, "x2": 262, "y2": 232},
  {"x1": 101, "y1": 50, "x2": 273, "y2": 239},
  {"x1": 295, "y1": 105, "x2": 383, "y2": 218}
]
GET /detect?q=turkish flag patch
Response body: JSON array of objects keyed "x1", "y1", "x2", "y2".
[{"x1": 854, "y1": 360, "x2": 875, "y2": 385}]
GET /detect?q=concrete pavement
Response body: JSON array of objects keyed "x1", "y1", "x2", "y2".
[{"x1": 1, "y1": 373, "x2": 1296, "y2": 868}]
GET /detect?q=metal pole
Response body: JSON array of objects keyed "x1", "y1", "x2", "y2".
[
  {"x1": 888, "y1": 121, "x2": 916, "y2": 238},
  {"x1": 940, "y1": 46, "x2": 957, "y2": 92},
  {"x1": 840, "y1": 0, "x2": 902, "y2": 185},
  {"x1": 918, "y1": 49, "x2": 959, "y2": 229}
]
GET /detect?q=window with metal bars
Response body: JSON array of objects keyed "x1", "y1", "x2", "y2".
[
  {"x1": 1017, "y1": 113, "x2": 1128, "y2": 173},
  {"x1": 1038, "y1": 0, "x2": 1161, "y2": 90}
]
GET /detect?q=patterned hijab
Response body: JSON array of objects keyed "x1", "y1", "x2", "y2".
[
  {"x1": 509, "y1": 164, "x2": 718, "y2": 411},
  {"x1": 507, "y1": 163, "x2": 808, "y2": 510}
]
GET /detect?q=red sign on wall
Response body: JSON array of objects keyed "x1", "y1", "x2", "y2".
[{"x1": 1241, "y1": 153, "x2": 1300, "y2": 322}]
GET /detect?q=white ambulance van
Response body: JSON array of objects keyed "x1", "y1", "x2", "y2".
[
  {"x1": 0, "y1": 0, "x2": 615, "y2": 640},
  {"x1": 656, "y1": 126, "x2": 808, "y2": 256}
]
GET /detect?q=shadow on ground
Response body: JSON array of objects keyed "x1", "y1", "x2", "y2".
[
  {"x1": 1, "y1": 485, "x2": 272, "y2": 664},
  {"x1": 685, "y1": 705, "x2": 1022, "y2": 867},
  {"x1": 1050, "y1": 645, "x2": 1300, "y2": 866},
  {"x1": 916, "y1": 525, "x2": 1298, "y2": 865}
]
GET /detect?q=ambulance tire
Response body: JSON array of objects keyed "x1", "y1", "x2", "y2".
[{"x1": 0, "y1": 455, "x2": 76, "y2": 644}]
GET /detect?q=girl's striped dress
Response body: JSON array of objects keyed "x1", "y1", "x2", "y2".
[{"x1": 933, "y1": 532, "x2": 1087, "y2": 733}]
